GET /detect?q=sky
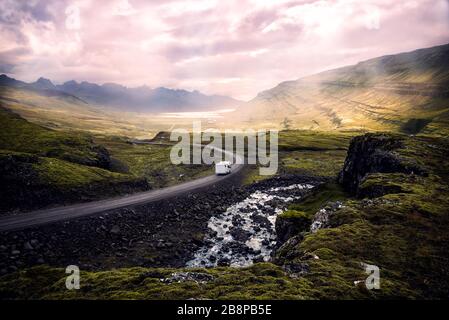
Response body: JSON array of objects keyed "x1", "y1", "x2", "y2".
[{"x1": 1, "y1": 0, "x2": 449, "y2": 100}]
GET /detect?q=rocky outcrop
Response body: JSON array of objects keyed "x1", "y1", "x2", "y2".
[
  {"x1": 275, "y1": 211, "x2": 311, "y2": 246},
  {"x1": 338, "y1": 133, "x2": 425, "y2": 195},
  {"x1": 310, "y1": 201, "x2": 344, "y2": 233},
  {"x1": 0, "y1": 152, "x2": 149, "y2": 212}
]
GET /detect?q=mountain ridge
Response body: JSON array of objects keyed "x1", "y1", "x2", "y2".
[
  {"x1": 236, "y1": 42, "x2": 449, "y2": 134},
  {"x1": 0, "y1": 75, "x2": 242, "y2": 112}
]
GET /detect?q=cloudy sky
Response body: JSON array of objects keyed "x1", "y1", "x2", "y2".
[{"x1": 1, "y1": 0, "x2": 449, "y2": 100}]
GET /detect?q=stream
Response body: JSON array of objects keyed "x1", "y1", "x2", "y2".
[{"x1": 186, "y1": 183, "x2": 315, "y2": 268}]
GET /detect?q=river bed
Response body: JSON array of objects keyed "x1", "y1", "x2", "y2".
[{"x1": 186, "y1": 183, "x2": 315, "y2": 268}]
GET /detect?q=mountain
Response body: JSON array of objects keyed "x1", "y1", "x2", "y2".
[
  {"x1": 55, "y1": 80, "x2": 241, "y2": 112},
  {"x1": 0, "y1": 75, "x2": 242, "y2": 112},
  {"x1": 236, "y1": 43, "x2": 449, "y2": 135},
  {"x1": 0, "y1": 74, "x2": 26, "y2": 87},
  {"x1": 0, "y1": 74, "x2": 86, "y2": 103},
  {"x1": 29, "y1": 77, "x2": 56, "y2": 91}
]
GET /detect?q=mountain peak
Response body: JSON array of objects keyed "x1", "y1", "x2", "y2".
[
  {"x1": 63, "y1": 80, "x2": 78, "y2": 86},
  {"x1": 36, "y1": 77, "x2": 52, "y2": 84},
  {"x1": 31, "y1": 77, "x2": 55, "y2": 90},
  {"x1": 0, "y1": 74, "x2": 26, "y2": 87}
]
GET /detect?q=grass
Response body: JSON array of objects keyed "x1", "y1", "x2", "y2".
[
  {"x1": 35, "y1": 157, "x2": 134, "y2": 188},
  {"x1": 0, "y1": 263, "x2": 348, "y2": 300},
  {"x1": 0, "y1": 86, "x2": 163, "y2": 138},
  {"x1": 278, "y1": 130, "x2": 354, "y2": 151},
  {"x1": 236, "y1": 44, "x2": 449, "y2": 133},
  {"x1": 0, "y1": 107, "x2": 109, "y2": 168},
  {"x1": 276, "y1": 134, "x2": 449, "y2": 299},
  {"x1": 288, "y1": 182, "x2": 349, "y2": 218},
  {"x1": 1, "y1": 97, "x2": 449, "y2": 299},
  {"x1": 95, "y1": 136, "x2": 213, "y2": 188},
  {"x1": 243, "y1": 130, "x2": 353, "y2": 185},
  {"x1": 0, "y1": 107, "x2": 151, "y2": 211},
  {"x1": 0, "y1": 150, "x2": 147, "y2": 212}
]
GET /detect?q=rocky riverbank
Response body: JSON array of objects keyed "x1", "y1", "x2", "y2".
[
  {"x1": 186, "y1": 182, "x2": 317, "y2": 268},
  {"x1": 0, "y1": 174, "x2": 324, "y2": 275}
]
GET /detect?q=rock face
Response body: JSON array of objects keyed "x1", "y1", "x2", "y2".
[
  {"x1": 275, "y1": 212, "x2": 310, "y2": 246},
  {"x1": 338, "y1": 133, "x2": 424, "y2": 195},
  {"x1": 310, "y1": 201, "x2": 344, "y2": 233}
]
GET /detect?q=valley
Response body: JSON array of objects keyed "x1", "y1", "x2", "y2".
[{"x1": 0, "y1": 43, "x2": 449, "y2": 300}]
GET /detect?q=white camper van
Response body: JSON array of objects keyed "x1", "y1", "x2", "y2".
[{"x1": 215, "y1": 161, "x2": 232, "y2": 175}]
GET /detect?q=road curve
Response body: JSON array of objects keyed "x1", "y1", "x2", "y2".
[{"x1": 0, "y1": 145, "x2": 244, "y2": 232}]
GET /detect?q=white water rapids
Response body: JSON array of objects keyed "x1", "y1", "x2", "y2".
[{"x1": 186, "y1": 183, "x2": 315, "y2": 268}]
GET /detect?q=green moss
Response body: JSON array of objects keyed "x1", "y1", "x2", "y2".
[
  {"x1": 95, "y1": 137, "x2": 214, "y2": 188},
  {"x1": 0, "y1": 108, "x2": 150, "y2": 211},
  {"x1": 288, "y1": 182, "x2": 349, "y2": 218},
  {"x1": 34, "y1": 157, "x2": 134, "y2": 188},
  {"x1": 243, "y1": 131, "x2": 352, "y2": 184},
  {"x1": 0, "y1": 264, "x2": 319, "y2": 300},
  {"x1": 2, "y1": 118, "x2": 449, "y2": 299},
  {"x1": 0, "y1": 107, "x2": 107, "y2": 167},
  {"x1": 278, "y1": 210, "x2": 308, "y2": 219},
  {"x1": 278, "y1": 130, "x2": 354, "y2": 151}
]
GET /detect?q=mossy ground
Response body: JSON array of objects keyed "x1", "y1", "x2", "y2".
[
  {"x1": 276, "y1": 134, "x2": 449, "y2": 299},
  {"x1": 0, "y1": 107, "x2": 107, "y2": 166},
  {"x1": 288, "y1": 182, "x2": 349, "y2": 219},
  {"x1": 243, "y1": 131, "x2": 354, "y2": 184},
  {"x1": 95, "y1": 136, "x2": 213, "y2": 189},
  {"x1": 0, "y1": 263, "x2": 340, "y2": 300}
]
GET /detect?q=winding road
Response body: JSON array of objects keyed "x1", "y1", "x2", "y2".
[{"x1": 0, "y1": 145, "x2": 244, "y2": 232}]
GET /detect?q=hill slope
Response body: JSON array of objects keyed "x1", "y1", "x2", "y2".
[
  {"x1": 0, "y1": 107, "x2": 148, "y2": 212},
  {"x1": 236, "y1": 43, "x2": 449, "y2": 135}
]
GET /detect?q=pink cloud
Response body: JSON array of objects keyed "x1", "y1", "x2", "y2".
[{"x1": 0, "y1": 0, "x2": 448, "y2": 100}]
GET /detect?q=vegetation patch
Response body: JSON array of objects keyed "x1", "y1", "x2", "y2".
[
  {"x1": 243, "y1": 130, "x2": 352, "y2": 185},
  {"x1": 400, "y1": 118, "x2": 432, "y2": 134},
  {"x1": 95, "y1": 136, "x2": 213, "y2": 189},
  {"x1": 288, "y1": 182, "x2": 349, "y2": 219}
]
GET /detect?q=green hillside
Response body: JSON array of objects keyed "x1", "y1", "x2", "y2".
[
  {"x1": 0, "y1": 107, "x2": 148, "y2": 212},
  {"x1": 0, "y1": 106, "x2": 214, "y2": 212},
  {"x1": 236, "y1": 43, "x2": 449, "y2": 135},
  {"x1": 0, "y1": 107, "x2": 112, "y2": 168}
]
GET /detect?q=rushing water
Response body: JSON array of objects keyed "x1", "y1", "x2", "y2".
[{"x1": 186, "y1": 183, "x2": 315, "y2": 268}]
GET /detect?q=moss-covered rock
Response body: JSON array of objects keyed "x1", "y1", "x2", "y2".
[
  {"x1": 275, "y1": 210, "x2": 311, "y2": 245},
  {"x1": 338, "y1": 133, "x2": 426, "y2": 194},
  {"x1": 0, "y1": 150, "x2": 148, "y2": 212}
]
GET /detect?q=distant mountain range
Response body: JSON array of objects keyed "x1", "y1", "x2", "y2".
[
  {"x1": 0, "y1": 75, "x2": 242, "y2": 112},
  {"x1": 237, "y1": 42, "x2": 449, "y2": 133}
]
